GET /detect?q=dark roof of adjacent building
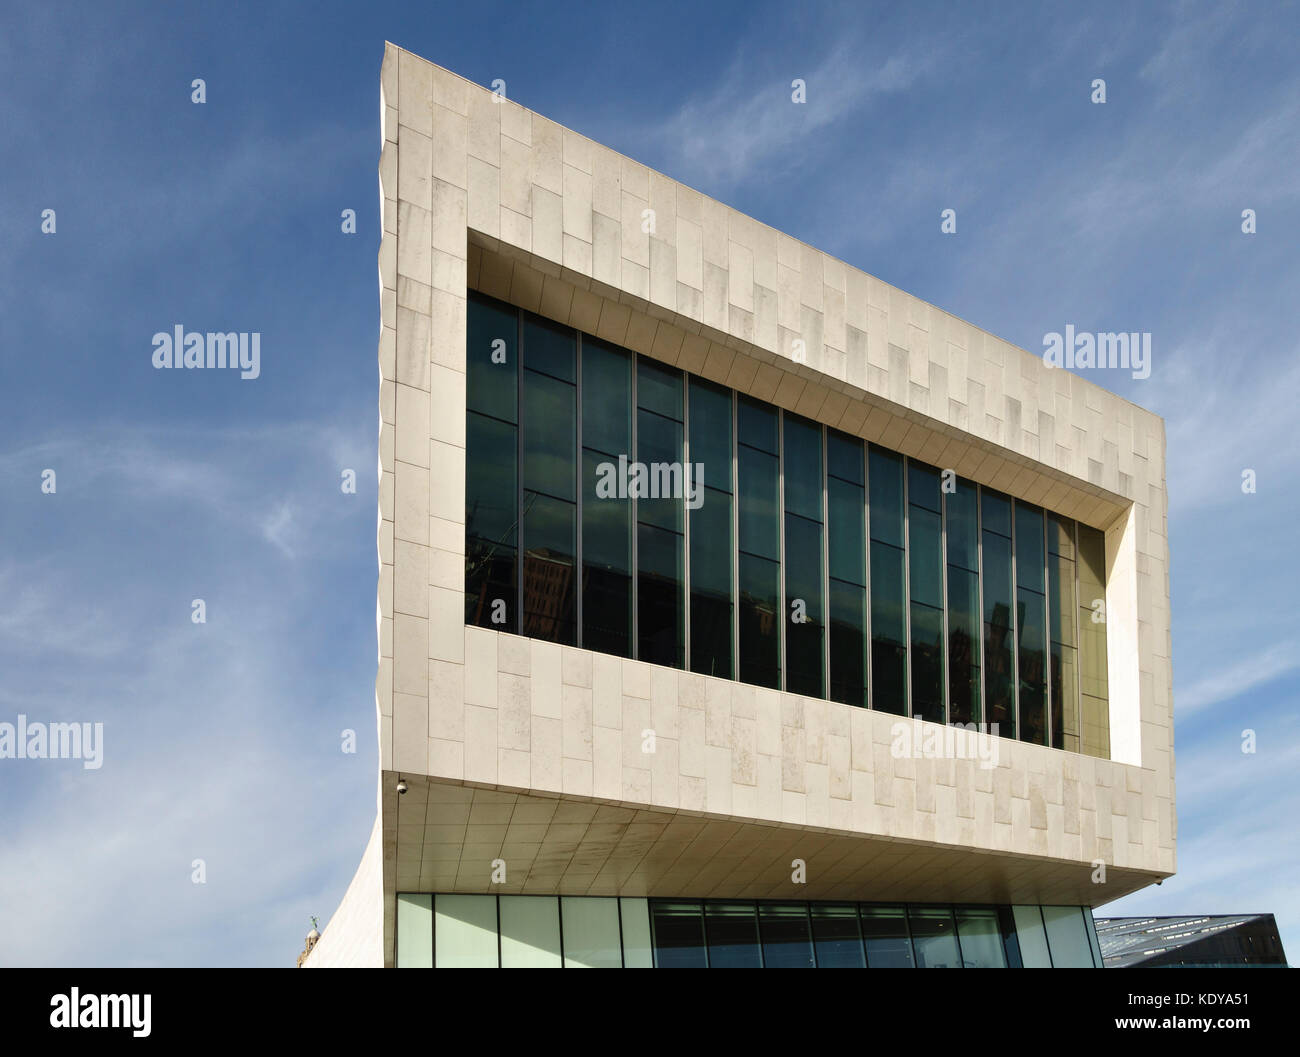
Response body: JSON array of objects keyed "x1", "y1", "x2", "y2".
[{"x1": 1093, "y1": 914, "x2": 1288, "y2": 968}]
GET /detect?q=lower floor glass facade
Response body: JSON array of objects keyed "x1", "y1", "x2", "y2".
[{"x1": 395, "y1": 892, "x2": 1103, "y2": 968}]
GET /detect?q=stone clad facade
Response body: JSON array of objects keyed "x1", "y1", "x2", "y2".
[{"x1": 307, "y1": 42, "x2": 1174, "y2": 968}]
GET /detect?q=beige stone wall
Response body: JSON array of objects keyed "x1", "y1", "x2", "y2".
[
  {"x1": 372, "y1": 38, "x2": 1175, "y2": 933},
  {"x1": 302, "y1": 814, "x2": 384, "y2": 968}
]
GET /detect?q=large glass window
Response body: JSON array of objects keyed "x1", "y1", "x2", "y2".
[
  {"x1": 810, "y1": 903, "x2": 866, "y2": 967},
  {"x1": 909, "y1": 906, "x2": 961, "y2": 968},
  {"x1": 581, "y1": 338, "x2": 632, "y2": 657},
  {"x1": 784, "y1": 415, "x2": 824, "y2": 698},
  {"x1": 908, "y1": 462, "x2": 945, "y2": 723},
  {"x1": 561, "y1": 895, "x2": 623, "y2": 968},
  {"x1": 521, "y1": 315, "x2": 576, "y2": 645},
  {"x1": 946, "y1": 478, "x2": 981, "y2": 727},
  {"x1": 464, "y1": 293, "x2": 1109, "y2": 754},
  {"x1": 827, "y1": 431, "x2": 867, "y2": 708},
  {"x1": 499, "y1": 894, "x2": 562, "y2": 968},
  {"x1": 758, "y1": 903, "x2": 816, "y2": 968},
  {"x1": 738, "y1": 398, "x2": 781, "y2": 689},
  {"x1": 868, "y1": 447, "x2": 907, "y2": 714},
  {"x1": 466, "y1": 293, "x2": 518, "y2": 632},
  {"x1": 636, "y1": 360, "x2": 685, "y2": 668},
  {"x1": 860, "y1": 904, "x2": 914, "y2": 967},
  {"x1": 982, "y1": 490, "x2": 1016, "y2": 739},
  {"x1": 955, "y1": 907, "x2": 1007, "y2": 967},
  {"x1": 402, "y1": 894, "x2": 1090, "y2": 968},
  {"x1": 704, "y1": 902, "x2": 761, "y2": 968},
  {"x1": 689, "y1": 380, "x2": 734, "y2": 678},
  {"x1": 1015, "y1": 502, "x2": 1047, "y2": 746},
  {"x1": 434, "y1": 894, "x2": 498, "y2": 968},
  {"x1": 650, "y1": 901, "x2": 707, "y2": 968},
  {"x1": 1048, "y1": 514, "x2": 1079, "y2": 751}
]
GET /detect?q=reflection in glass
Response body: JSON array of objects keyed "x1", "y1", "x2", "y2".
[
  {"x1": 759, "y1": 903, "x2": 815, "y2": 968},
  {"x1": 650, "y1": 901, "x2": 707, "y2": 968},
  {"x1": 909, "y1": 906, "x2": 961, "y2": 968},
  {"x1": 869, "y1": 447, "x2": 907, "y2": 713},
  {"x1": 704, "y1": 902, "x2": 761, "y2": 968},
  {"x1": 861, "y1": 905, "x2": 914, "y2": 967},
  {"x1": 811, "y1": 904, "x2": 866, "y2": 968}
]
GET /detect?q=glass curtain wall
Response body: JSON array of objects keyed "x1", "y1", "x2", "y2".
[
  {"x1": 738, "y1": 398, "x2": 781, "y2": 689},
  {"x1": 784, "y1": 414, "x2": 825, "y2": 698},
  {"x1": 465, "y1": 292, "x2": 1111, "y2": 755},
  {"x1": 868, "y1": 447, "x2": 907, "y2": 714},
  {"x1": 465, "y1": 292, "x2": 519, "y2": 632},
  {"x1": 827, "y1": 430, "x2": 867, "y2": 708},
  {"x1": 636, "y1": 359, "x2": 685, "y2": 668},
  {"x1": 689, "y1": 380, "x2": 734, "y2": 678}
]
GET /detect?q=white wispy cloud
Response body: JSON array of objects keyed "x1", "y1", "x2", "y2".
[
  {"x1": 650, "y1": 38, "x2": 941, "y2": 189},
  {"x1": 1175, "y1": 642, "x2": 1300, "y2": 718}
]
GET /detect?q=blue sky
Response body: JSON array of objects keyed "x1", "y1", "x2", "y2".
[{"x1": 1, "y1": 0, "x2": 1296, "y2": 966}]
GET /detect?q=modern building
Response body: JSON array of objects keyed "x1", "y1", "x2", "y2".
[
  {"x1": 303, "y1": 43, "x2": 1176, "y2": 968},
  {"x1": 1095, "y1": 916, "x2": 1288, "y2": 968}
]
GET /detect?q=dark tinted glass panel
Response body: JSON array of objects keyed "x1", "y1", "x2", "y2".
[
  {"x1": 759, "y1": 904, "x2": 815, "y2": 968},
  {"x1": 638, "y1": 522, "x2": 683, "y2": 668},
  {"x1": 870, "y1": 540, "x2": 907, "y2": 714},
  {"x1": 908, "y1": 462, "x2": 941, "y2": 513},
  {"x1": 827, "y1": 430, "x2": 864, "y2": 486},
  {"x1": 651, "y1": 902, "x2": 707, "y2": 968},
  {"x1": 981, "y1": 489, "x2": 1012, "y2": 538},
  {"x1": 1018, "y1": 586, "x2": 1047, "y2": 745},
  {"x1": 982, "y1": 531, "x2": 1016, "y2": 737},
  {"x1": 582, "y1": 448, "x2": 631, "y2": 657},
  {"x1": 785, "y1": 513, "x2": 824, "y2": 698},
  {"x1": 465, "y1": 296, "x2": 520, "y2": 633},
  {"x1": 947, "y1": 565, "x2": 981, "y2": 727},
  {"x1": 909, "y1": 907, "x2": 961, "y2": 968},
  {"x1": 910, "y1": 602, "x2": 945, "y2": 724},
  {"x1": 783, "y1": 415, "x2": 822, "y2": 521},
  {"x1": 1048, "y1": 521, "x2": 1078, "y2": 752},
  {"x1": 636, "y1": 409, "x2": 684, "y2": 533},
  {"x1": 581, "y1": 338, "x2": 630, "y2": 456},
  {"x1": 466, "y1": 292, "x2": 517, "y2": 423},
  {"x1": 466, "y1": 538, "x2": 515, "y2": 632},
  {"x1": 860, "y1": 906, "x2": 914, "y2": 968},
  {"x1": 689, "y1": 380, "x2": 732, "y2": 490},
  {"x1": 1014, "y1": 502, "x2": 1045, "y2": 594},
  {"x1": 1048, "y1": 512, "x2": 1075, "y2": 559},
  {"x1": 868, "y1": 446, "x2": 904, "y2": 548},
  {"x1": 522, "y1": 313, "x2": 575, "y2": 383},
  {"x1": 811, "y1": 905, "x2": 866, "y2": 968},
  {"x1": 956, "y1": 908, "x2": 1008, "y2": 968},
  {"x1": 908, "y1": 507, "x2": 942, "y2": 609},
  {"x1": 828, "y1": 478, "x2": 865, "y2": 586},
  {"x1": 1051, "y1": 642, "x2": 1078, "y2": 752},
  {"x1": 522, "y1": 372, "x2": 575, "y2": 501},
  {"x1": 739, "y1": 553, "x2": 780, "y2": 688},
  {"x1": 466, "y1": 412, "x2": 516, "y2": 546},
  {"x1": 637, "y1": 359, "x2": 682, "y2": 421},
  {"x1": 829, "y1": 578, "x2": 867, "y2": 708},
  {"x1": 690, "y1": 487, "x2": 733, "y2": 678},
  {"x1": 704, "y1": 903, "x2": 761, "y2": 968},
  {"x1": 521, "y1": 492, "x2": 576, "y2": 644},
  {"x1": 738, "y1": 397, "x2": 777, "y2": 453},
  {"x1": 946, "y1": 480, "x2": 978, "y2": 572},
  {"x1": 738, "y1": 445, "x2": 779, "y2": 561}
]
